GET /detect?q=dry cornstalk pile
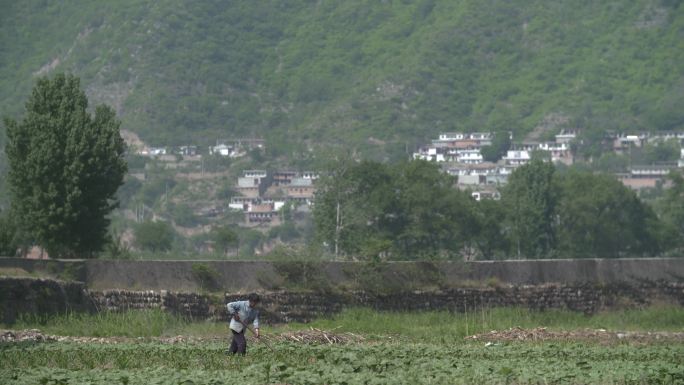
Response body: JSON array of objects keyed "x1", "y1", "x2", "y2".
[
  {"x1": 276, "y1": 327, "x2": 365, "y2": 345},
  {"x1": 0, "y1": 330, "x2": 220, "y2": 344},
  {"x1": 0, "y1": 329, "x2": 56, "y2": 343},
  {"x1": 466, "y1": 327, "x2": 575, "y2": 341}
]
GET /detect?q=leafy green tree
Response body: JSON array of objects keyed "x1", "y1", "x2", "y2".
[
  {"x1": 4, "y1": 74, "x2": 127, "y2": 258},
  {"x1": 202, "y1": 154, "x2": 231, "y2": 173},
  {"x1": 169, "y1": 202, "x2": 203, "y2": 227},
  {"x1": 191, "y1": 263, "x2": 220, "y2": 291},
  {"x1": 643, "y1": 139, "x2": 681, "y2": 164},
  {"x1": 212, "y1": 225, "x2": 239, "y2": 255},
  {"x1": 343, "y1": 160, "x2": 396, "y2": 257},
  {"x1": 125, "y1": 154, "x2": 148, "y2": 170},
  {"x1": 0, "y1": 210, "x2": 18, "y2": 256},
  {"x1": 103, "y1": 227, "x2": 132, "y2": 260},
  {"x1": 501, "y1": 159, "x2": 558, "y2": 258},
  {"x1": 659, "y1": 171, "x2": 684, "y2": 252},
  {"x1": 481, "y1": 132, "x2": 511, "y2": 162},
  {"x1": 530, "y1": 149, "x2": 551, "y2": 162},
  {"x1": 391, "y1": 160, "x2": 475, "y2": 259},
  {"x1": 594, "y1": 152, "x2": 629, "y2": 173},
  {"x1": 134, "y1": 221, "x2": 175, "y2": 252},
  {"x1": 237, "y1": 228, "x2": 263, "y2": 257},
  {"x1": 470, "y1": 199, "x2": 509, "y2": 260},
  {"x1": 359, "y1": 237, "x2": 393, "y2": 261},
  {"x1": 139, "y1": 177, "x2": 176, "y2": 207},
  {"x1": 268, "y1": 221, "x2": 300, "y2": 243},
  {"x1": 315, "y1": 158, "x2": 478, "y2": 260},
  {"x1": 313, "y1": 154, "x2": 377, "y2": 259},
  {"x1": 249, "y1": 148, "x2": 264, "y2": 163},
  {"x1": 117, "y1": 177, "x2": 142, "y2": 208},
  {"x1": 576, "y1": 129, "x2": 608, "y2": 161},
  {"x1": 556, "y1": 171, "x2": 662, "y2": 258},
  {"x1": 216, "y1": 183, "x2": 236, "y2": 200}
]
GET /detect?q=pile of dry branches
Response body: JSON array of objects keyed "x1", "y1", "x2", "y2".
[
  {"x1": 0, "y1": 329, "x2": 56, "y2": 343},
  {"x1": 276, "y1": 327, "x2": 365, "y2": 345}
]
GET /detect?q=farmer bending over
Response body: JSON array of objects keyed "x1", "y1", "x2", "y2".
[{"x1": 226, "y1": 293, "x2": 260, "y2": 355}]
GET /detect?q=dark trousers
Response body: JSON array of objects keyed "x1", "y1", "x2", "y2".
[{"x1": 230, "y1": 330, "x2": 247, "y2": 355}]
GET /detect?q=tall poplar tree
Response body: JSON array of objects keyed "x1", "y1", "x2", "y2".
[
  {"x1": 659, "y1": 171, "x2": 684, "y2": 253},
  {"x1": 501, "y1": 159, "x2": 558, "y2": 258},
  {"x1": 4, "y1": 74, "x2": 127, "y2": 258}
]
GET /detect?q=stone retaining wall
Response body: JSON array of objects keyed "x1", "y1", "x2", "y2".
[
  {"x1": 90, "y1": 290, "x2": 214, "y2": 320},
  {"x1": 2, "y1": 277, "x2": 683, "y2": 325},
  {"x1": 88, "y1": 282, "x2": 684, "y2": 324},
  {"x1": 0, "y1": 277, "x2": 94, "y2": 324}
]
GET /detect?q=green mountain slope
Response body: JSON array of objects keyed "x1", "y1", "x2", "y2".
[{"x1": 1, "y1": 0, "x2": 683, "y2": 158}]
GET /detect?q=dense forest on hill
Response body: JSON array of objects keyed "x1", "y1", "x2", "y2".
[{"x1": 1, "y1": 0, "x2": 683, "y2": 160}]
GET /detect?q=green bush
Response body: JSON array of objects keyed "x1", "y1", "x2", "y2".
[
  {"x1": 191, "y1": 263, "x2": 220, "y2": 292},
  {"x1": 134, "y1": 221, "x2": 175, "y2": 252}
]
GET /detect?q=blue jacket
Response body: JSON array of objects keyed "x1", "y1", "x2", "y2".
[{"x1": 226, "y1": 300, "x2": 259, "y2": 332}]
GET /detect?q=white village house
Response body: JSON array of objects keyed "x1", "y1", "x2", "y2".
[
  {"x1": 502, "y1": 150, "x2": 531, "y2": 166},
  {"x1": 413, "y1": 147, "x2": 446, "y2": 162}
]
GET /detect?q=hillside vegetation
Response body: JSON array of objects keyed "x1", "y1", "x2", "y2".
[{"x1": 1, "y1": 0, "x2": 683, "y2": 160}]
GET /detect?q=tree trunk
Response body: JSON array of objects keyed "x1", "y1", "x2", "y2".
[{"x1": 335, "y1": 201, "x2": 341, "y2": 260}]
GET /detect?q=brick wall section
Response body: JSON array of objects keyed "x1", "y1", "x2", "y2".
[{"x1": 2, "y1": 277, "x2": 683, "y2": 325}]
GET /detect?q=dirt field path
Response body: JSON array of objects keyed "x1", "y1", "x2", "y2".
[{"x1": 3, "y1": 328, "x2": 683, "y2": 345}]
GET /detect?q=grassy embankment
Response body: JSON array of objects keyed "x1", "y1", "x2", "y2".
[{"x1": 7, "y1": 305, "x2": 684, "y2": 340}]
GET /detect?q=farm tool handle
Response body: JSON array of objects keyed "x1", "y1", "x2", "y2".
[{"x1": 237, "y1": 318, "x2": 275, "y2": 353}]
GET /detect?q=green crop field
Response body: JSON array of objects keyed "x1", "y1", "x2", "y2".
[
  {"x1": 1, "y1": 340, "x2": 683, "y2": 385},
  {"x1": 2, "y1": 307, "x2": 683, "y2": 384}
]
